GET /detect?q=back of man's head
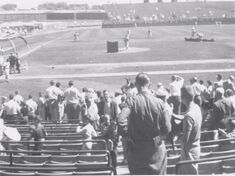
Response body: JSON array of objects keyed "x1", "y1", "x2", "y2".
[
  {"x1": 50, "y1": 80, "x2": 55, "y2": 86},
  {"x1": 9, "y1": 94, "x2": 14, "y2": 100},
  {"x1": 216, "y1": 74, "x2": 222, "y2": 81},
  {"x1": 215, "y1": 87, "x2": 225, "y2": 99},
  {"x1": 68, "y1": 80, "x2": 74, "y2": 87},
  {"x1": 28, "y1": 94, "x2": 32, "y2": 99},
  {"x1": 135, "y1": 72, "x2": 150, "y2": 88},
  {"x1": 181, "y1": 86, "x2": 194, "y2": 102}
]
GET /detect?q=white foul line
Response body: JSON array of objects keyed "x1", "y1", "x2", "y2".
[
  {"x1": 47, "y1": 58, "x2": 235, "y2": 69},
  {"x1": 8, "y1": 68, "x2": 235, "y2": 80}
]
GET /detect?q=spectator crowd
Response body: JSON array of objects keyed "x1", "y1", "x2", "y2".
[{"x1": 1, "y1": 72, "x2": 235, "y2": 174}]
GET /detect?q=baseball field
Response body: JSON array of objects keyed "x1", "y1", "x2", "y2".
[{"x1": 1, "y1": 24, "x2": 235, "y2": 97}]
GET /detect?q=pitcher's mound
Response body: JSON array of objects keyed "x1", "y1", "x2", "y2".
[
  {"x1": 106, "y1": 47, "x2": 150, "y2": 54},
  {"x1": 118, "y1": 47, "x2": 150, "y2": 54}
]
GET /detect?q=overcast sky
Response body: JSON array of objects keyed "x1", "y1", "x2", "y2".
[{"x1": 0, "y1": 0, "x2": 234, "y2": 9}]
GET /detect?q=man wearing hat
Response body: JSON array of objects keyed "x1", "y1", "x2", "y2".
[
  {"x1": 120, "y1": 72, "x2": 171, "y2": 174},
  {"x1": 64, "y1": 80, "x2": 81, "y2": 122},
  {"x1": 178, "y1": 86, "x2": 202, "y2": 174}
]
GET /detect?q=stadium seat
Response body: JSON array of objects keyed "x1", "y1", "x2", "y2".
[
  {"x1": 198, "y1": 160, "x2": 222, "y2": 174},
  {"x1": 167, "y1": 155, "x2": 180, "y2": 165},
  {"x1": 222, "y1": 158, "x2": 235, "y2": 174},
  {"x1": 167, "y1": 165, "x2": 175, "y2": 175},
  {"x1": 201, "y1": 144, "x2": 219, "y2": 153},
  {"x1": 211, "y1": 149, "x2": 235, "y2": 158},
  {"x1": 34, "y1": 172, "x2": 73, "y2": 176},
  {"x1": 19, "y1": 155, "x2": 51, "y2": 164},
  {"x1": 0, "y1": 171, "x2": 35, "y2": 176},
  {"x1": 50, "y1": 155, "x2": 79, "y2": 163},
  {"x1": 78, "y1": 154, "x2": 108, "y2": 162}
]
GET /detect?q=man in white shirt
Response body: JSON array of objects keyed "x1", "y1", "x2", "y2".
[
  {"x1": 3, "y1": 94, "x2": 21, "y2": 123},
  {"x1": 25, "y1": 94, "x2": 38, "y2": 121},
  {"x1": 190, "y1": 77, "x2": 203, "y2": 106},
  {"x1": 64, "y1": 80, "x2": 81, "y2": 122},
  {"x1": 14, "y1": 90, "x2": 24, "y2": 105},
  {"x1": 45, "y1": 80, "x2": 63, "y2": 122},
  {"x1": 169, "y1": 75, "x2": 184, "y2": 114}
]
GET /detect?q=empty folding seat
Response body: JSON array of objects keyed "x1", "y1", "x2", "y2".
[
  {"x1": 198, "y1": 160, "x2": 222, "y2": 174},
  {"x1": 50, "y1": 155, "x2": 79, "y2": 163},
  {"x1": 222, "y1": 158, "x2": 235, "y2": 174},
  {"x1": 0, "y1": 171, "x2": 35, "y2": 176},
  {"x1": 167, "y1": 155, "x2": 180, "y2": 165},
  {"x1": 201, "y1": 144, "x2": 219, "y2": 153}
]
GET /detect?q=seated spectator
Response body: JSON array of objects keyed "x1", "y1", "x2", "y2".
[
  {"x1": 218, "y1": 119, "x2": 235, "y2": 139},
  {"x1": 97, "y1": 114, "x2": 118, "y2": 168},
  {"x1": 28, "y1": 116, "x2": 47, "y2": 151},
  {"x1": 76, "y1": 116, "x2": 97, "y2": 150}
]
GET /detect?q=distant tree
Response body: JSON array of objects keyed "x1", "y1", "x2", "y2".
[{"x1": 1, "y1": 4, "x2": 17, "y2": 11}]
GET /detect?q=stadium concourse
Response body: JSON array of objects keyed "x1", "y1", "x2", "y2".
[{"x1": 1, "y1": 21, "x2": 235, "y2": 175}]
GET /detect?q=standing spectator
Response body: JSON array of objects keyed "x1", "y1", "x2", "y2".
[
  {"x1": 3, "y1": 59, "x2": 10, "y2": 82},
  {"x1": 7, "y1": 53, "x2": 16, "y2": 74},
  {"x1": 179, "y1": 86, "x2": 202, "y2": 174},
  {"x1": 207, "y1": 80, "x2": 214, "y2": 107},
  {"x1": 190, "y1": 77, "x2": 203, "y2": 106},
  {"x1": 126, "y1": 82, "x2": 138, "y2": 98},
  {"x1": 210, "y1": 88, "x2": 234, "y2": 130},
  {"x1": 37, "y1": 92, "x2": 46, "y2": 121},
  {"x1": 81, "y1": 92, "x2": 100, "y2": 130},
  {"x1": 120, "y1": 73, "x2": 171, "y2": 175},
  {"x1": 0, "y1": 96, "x2": 7, "y2": 119},
  {"x1": 45, "y1": 80, "x2": 63, "y2": 122},
  {"x1": 99, "y1": 90, "x2": 118, "y2": 122},
  {"x1": 118, "y1": 95, "x2": 128, "y2": 164},
  {"x1": 15, "y1": 53, "x2": 21, "y2": 74},
  {"x1": 214, "y1": 74, "x2": 224, "y2": 89},
  {"x1": 168, "y1": 75, "x2": 184, "y2": 114},
  {"x1": 14, "y1": 90, "x2": 24, "y2": 106},
  {"x1": 25, "y1": 95, "x2": 38, "y2": 121},
  {"x1": 57, "y1": 95, "x2": 65, "y2": 123},
  {"x1": 121, "y1": 77, "x2": 131, "y2": 94},
  {"x1": 64, "y1": 81, "x2": 80, "y2": 122},
  {"x1": 223, "y1": 75, "x2": 235, "y2": 92},
  {"x1": 2, "y1": 94, "x2": 21, "y2": 123}
]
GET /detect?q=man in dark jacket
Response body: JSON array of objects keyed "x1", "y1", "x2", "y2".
[{"x1": 120, "y1": 72, "x2": 171, "y2": 175}]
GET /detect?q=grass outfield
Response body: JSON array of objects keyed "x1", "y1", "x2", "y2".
[{"x1": 1, "y1": 24, "x2": 235, "y2": 98}]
